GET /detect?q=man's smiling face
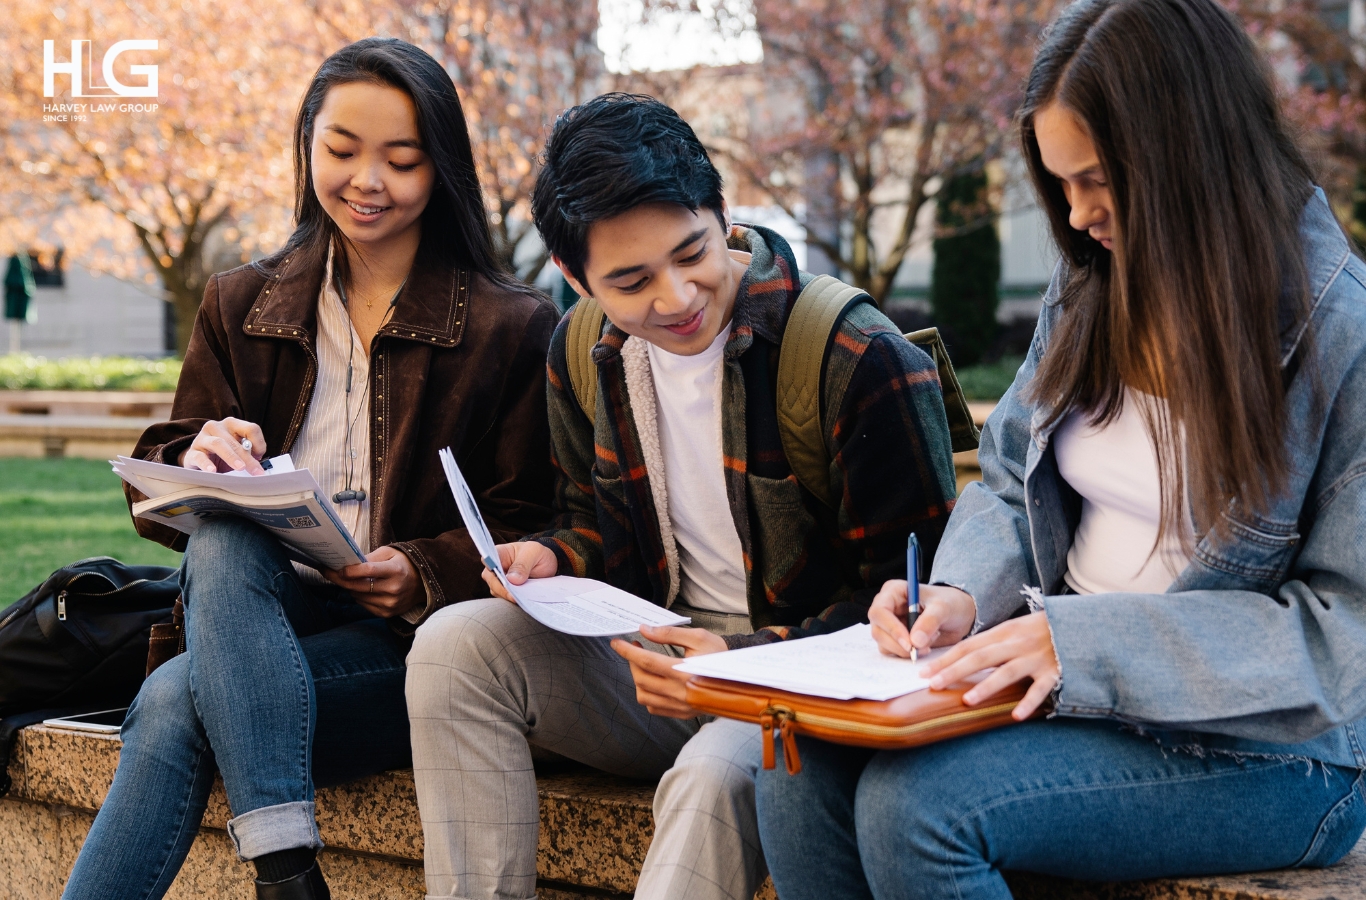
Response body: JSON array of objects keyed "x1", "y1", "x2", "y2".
[{"x1": 558, "y1": 202, "x2": 748, "y2": 356}]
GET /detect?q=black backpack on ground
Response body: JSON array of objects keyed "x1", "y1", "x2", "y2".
[{"x1": 0, "y1": 557, "x2": 179, "y2": 721}]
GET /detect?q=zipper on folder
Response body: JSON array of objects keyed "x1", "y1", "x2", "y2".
[
  {"x1": 760, "y1": 712, "x2": 776, "y2": 770},
  {"x1": 759, "y1": 706, "x2": 802, "y2": 774},
  {"x1": 778, "y1": 716, "x2": 801, "y2": 775},
  {"x1": 754, "y1": 699, "x2": 1023, "y2": 774}
]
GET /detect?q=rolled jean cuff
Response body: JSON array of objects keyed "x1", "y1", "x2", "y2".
[{"x1": 226, "y1": 800, "x2": 324, "y2": 860}]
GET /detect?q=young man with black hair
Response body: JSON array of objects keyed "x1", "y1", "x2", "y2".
[{"x1": 406, "y1": 93, "x2": 958, "y2": 900}]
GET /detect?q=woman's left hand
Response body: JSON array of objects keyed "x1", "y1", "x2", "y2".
[
  {"x1": 323, "y1": 546, "x2": 422, "y2": 619},
  {"x1": 918, "y1": 611, "x2": 1060, "y2": 721},
  {"x1": 611, "y1": 624, "x2": 728, "y2": 719}
]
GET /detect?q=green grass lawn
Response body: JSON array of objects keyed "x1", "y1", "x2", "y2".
[{"x1": 0, "y1": 458, "x2": 182, "y2": 608}]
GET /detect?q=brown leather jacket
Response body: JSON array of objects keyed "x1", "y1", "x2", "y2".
[{"x1": 126, "y1": 247, "x2": 558, "y2": 630}]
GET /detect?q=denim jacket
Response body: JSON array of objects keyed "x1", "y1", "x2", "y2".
[{"x1": 933, "y1": 188, "x2": 1366, "y2": 769}]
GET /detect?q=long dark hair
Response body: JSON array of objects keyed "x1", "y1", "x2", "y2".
[
  {"x1": 1020, "y1": 0, "x2": 1315, "y2": 543},
  {"x1": 283, "y1": 38, "x2": 517, "y2": 291}
]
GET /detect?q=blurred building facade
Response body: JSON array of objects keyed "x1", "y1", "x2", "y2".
[{"x1": 10, "y1": 255, "x2": 168, "y2": 358}]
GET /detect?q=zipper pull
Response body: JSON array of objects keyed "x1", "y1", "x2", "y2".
[
  {"x1": 56, "y1": 590, "x2": 68, "y2": 622},
  {"x1": 778, "y1": 716, "x2": 802, "y2": 775},
  {"x1": 759, "y1": 711, "x2": 777, "y2": 770}
]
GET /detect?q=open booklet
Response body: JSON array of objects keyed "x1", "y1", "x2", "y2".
[
  {"x1": 113, "y1": 454, "x2": 366, "y2": 570},
  {"x1": 674, "y1": 624, "x2": 960, "y2": 701},
  {"x1": 438, "y1": 447, "x2": 690, "y2": 637}
]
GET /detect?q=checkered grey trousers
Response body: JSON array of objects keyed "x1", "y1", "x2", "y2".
[{"x1": 406, "y1": 598, "x2": 768, "y2": 900}]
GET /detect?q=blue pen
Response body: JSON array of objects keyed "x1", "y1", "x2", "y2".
[{"x1": 906, "y1": 533, "x2": 921, "y2": 662}]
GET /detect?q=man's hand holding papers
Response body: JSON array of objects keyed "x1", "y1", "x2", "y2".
[
  {"x1": 613, "y1": 625, "x2": 728, "y2": 719},
  {"x1": 439, "y1": 447, "x2": 724, "y2": 717},
  {"x1": 479, "y1": 540, "x2": 727, "y2": 718},
  {"x1": 440, "y1": 448, "x2": 690, "y2": 638}
]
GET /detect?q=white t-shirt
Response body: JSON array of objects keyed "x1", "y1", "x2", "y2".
[
  {"x1": 645, "y1": 326, "x2": 749, "y2": 614},
  {"x1": 1053, "y1": 388, "x2": 1191, "y2": 595}
]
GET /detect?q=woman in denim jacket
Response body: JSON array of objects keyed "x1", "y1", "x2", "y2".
[{"x1": 754, "y1": 0, "x2": 1366, "y2": 896}]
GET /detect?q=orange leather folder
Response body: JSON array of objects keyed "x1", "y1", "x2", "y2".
[{"x1": 685, "y1": 676, "x2": 1042, "y2": 774}]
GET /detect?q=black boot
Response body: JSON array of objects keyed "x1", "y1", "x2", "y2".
[{"x1": 254, "y1": 860, "x2": 331, "y2": 900}]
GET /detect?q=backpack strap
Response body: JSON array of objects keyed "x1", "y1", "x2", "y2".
[
  {"x1": 776, "y1": 275, "x2": 867, "y2": 509},
  {"x1": 777, "y1": 276, "x2": 982, "y2": 508},
  {"x1": 565, "y1": 296, "x2": 607, "y2": 424},
  {"x1": 905, "y1": 328, "x2": 982, "y2": 456}
]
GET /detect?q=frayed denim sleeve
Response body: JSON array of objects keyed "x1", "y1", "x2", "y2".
[{"x1": 1045, "y1": 310, "x2": 1366, "y2": 747}]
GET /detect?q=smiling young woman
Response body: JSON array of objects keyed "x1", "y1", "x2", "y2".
[
  {"x1": 754, "y1": 0, "x2": 1366, "y2": 897},
  {"x1": 60, "y1": 38, "x2": 556, "y2": 900}
]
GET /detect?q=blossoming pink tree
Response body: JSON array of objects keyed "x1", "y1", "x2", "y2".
[{"x1": 653, "y1": 0, "x2": 1057, "y2": 304}]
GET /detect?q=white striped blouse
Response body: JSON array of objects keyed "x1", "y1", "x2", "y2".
[{"x1": 290, "y1": 250, "x2": 373, "y2": 585}]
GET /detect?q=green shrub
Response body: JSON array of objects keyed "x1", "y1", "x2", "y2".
[
  {"x1": 956, "y1": 355, "x2": 1025, "y2": 401},
  {"x1": 0, "y1": 355, "x2": 181, "y2": 391},
  {"x1": 930, "y1": 166, "x2": 1001, "y2": 367}
]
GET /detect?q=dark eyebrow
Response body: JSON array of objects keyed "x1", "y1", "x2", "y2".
[
  {"x1": 602, "y1": 228, "x2": 711, "y2": 281},
  {"x1": 1047, "y1": 162, "x2": 1103, "y2": 180},
  {"x1": 323, "y1": 125, "x2": 422, "y2": 150}
]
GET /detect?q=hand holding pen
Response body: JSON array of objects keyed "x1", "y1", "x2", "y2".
[
  {"x1": 180, "y1": 416, "x2": 267, "y2": 474},
  {"x1": 867, "y1": 535, "x2": 978, "y2": 664},
  {"x1": 905, "y1": 533, "x2": 921, "y2": 662}
]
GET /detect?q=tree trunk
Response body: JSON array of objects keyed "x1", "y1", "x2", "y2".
[
  {"x1": 168, "y1": 284, "x2": 202, "y2": 359},
  {"x1": 803, "y1": 150, "x2": 843, "y2": 276},
  {"x1": 132, "y1": 202, "x2": 227, "y2": 356}
]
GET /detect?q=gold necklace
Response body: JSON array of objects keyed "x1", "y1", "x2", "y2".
[{"x1": 336, "y1": 277, "x2": 408, "y2": 314}]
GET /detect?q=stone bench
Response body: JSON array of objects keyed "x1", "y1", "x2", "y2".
[
  {"x1": 3, "y1": 724, "x2": 1362, "y2": 899},
  {"x1": 0, "y1": 390, "x2": 172, "y2": 458},
  {"x1": 0, "y1": 414, "x2": 156, "y2": 459},
  {"x1": 0, "y1": 391, "x2": 176, "y2": 420},
  {"x1": 1, "y1": 724, "x2": 657, "y2": 899}
]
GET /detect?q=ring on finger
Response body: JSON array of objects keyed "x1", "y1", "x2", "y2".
[{"x1": 368, "y1": 577, "x2": 375, "y2": 593}]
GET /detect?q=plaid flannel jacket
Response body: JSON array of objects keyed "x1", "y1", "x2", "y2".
[{"x1": 532, "y1": 225, "x2": 958, "y2": 649}]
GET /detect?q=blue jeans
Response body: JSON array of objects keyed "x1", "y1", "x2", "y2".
[
  {"x1": 755, "y1": 718, "x2": 1366, "y2": 900},
  {"x1": 62, "y1": 518, "x2": 412, "y2": 900}
]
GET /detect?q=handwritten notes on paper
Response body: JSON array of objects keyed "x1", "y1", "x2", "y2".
[{"x1": 675, "y1": 624, "x2": 954, "y2": 701}]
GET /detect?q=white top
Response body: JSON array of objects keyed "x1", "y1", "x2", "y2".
[
  {"x1": 646, "y1": 326, "x2": 749, "y2": 614},
  {"x1": 290, "y1": 251, "x2": 372, "y2": 586},
  {"x1": 1053, "y1": 388, "x2": 1191, "y2": 595}
]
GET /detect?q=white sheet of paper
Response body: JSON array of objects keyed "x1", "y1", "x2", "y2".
[
  {"x1": 675, "y1": 624, "x2": 952, "y2": 701},
  {"x1": 113, "y1": 455, "x2": 318, "y2": 499},
  {"x1": 224, "y1": 453, "x2": 296, "y2": 476},
  {"x1": 438, "y1": 448, "x2": 690, "y2": 637}
]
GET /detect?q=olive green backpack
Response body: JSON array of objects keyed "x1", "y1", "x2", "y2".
[{"x1": 565, "y1": 275, "x2": 980, "y2": 507}]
